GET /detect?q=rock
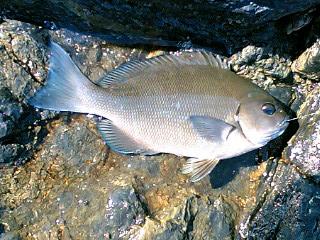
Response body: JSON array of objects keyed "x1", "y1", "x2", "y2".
[
  {"x1": 0, "y1": 88, "x2": 22, "y2": 139},
  {"x1": 0, "y1": 21, "x2": 50, "y2": 166},
  {"x1": 1, "y1": 1, "x2": 320, "y2": 54},
  {"x1": 292, "y1": 39, "x2": 320, "y2": 80},
  {"x1": 229, "y1": 46, "x2": 293, "y2": 88},
  {"x1": 0, "y1": 20, "x2": 48, "y2": 100},
  {"x1": 101, "y1": 186, "x2": 146, "y2": 239},
  {"x1": 239, "y1": 161, "x2": 320, "y2": 240},
  {"x1": 284, "y1": 84, "x2": 320, "y2": 183}
]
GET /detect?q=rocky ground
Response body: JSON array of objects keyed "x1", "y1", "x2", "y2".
[{"x1": 0, "y1": 19, "x2": 319, "y2": 240}]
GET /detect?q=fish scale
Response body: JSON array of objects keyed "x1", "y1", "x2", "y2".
[{"x1": 29, "y1": 42, "x2": 289, "y2": 182}]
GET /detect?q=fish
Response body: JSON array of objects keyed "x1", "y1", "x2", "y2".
[{"x1": 28, "y1": 42, "x2": 289, "y2": 182}]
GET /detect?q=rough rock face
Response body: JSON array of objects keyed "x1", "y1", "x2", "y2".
[
  {"x1": 292, "y1": 39, "x2": 320, "y2": 81},
  {"x1": 0, "y1": 19, "x2": 320, "y2": 239},
  {"x1": 1, "y1": 1, "x2": 320, "y2": 54},
  {"x1": 284, "y1": 85, "x2": 320, "y2": 182}
]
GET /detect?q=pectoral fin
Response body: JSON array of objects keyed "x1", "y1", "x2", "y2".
[
  {"x1": 190, "y1": 116, "x2": 235, "y2": 143},
  {"x1": 181, "y1": 158, "x2": 220, "y2": 182}
]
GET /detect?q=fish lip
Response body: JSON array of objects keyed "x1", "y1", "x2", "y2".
[
  {"x1": 276, "y1": 115, "x2": 290, "y2": 128},
  {"x1": 271, "y1": 127, "x2": 286, "y2": 139},
  {"x1": 262, "y1": 116, "x2": 289, "y2": 142},
  {"x1": 268, "y1": 117, "x2": 290, "y2": 140}
]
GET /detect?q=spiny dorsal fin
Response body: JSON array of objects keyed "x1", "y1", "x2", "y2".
[
  {"x1": 96, "y1": 50, "x2": 229, "y2": 87},
  {"x1": 96, "y1": 118, "x2": 158, "y2": 155},
  {"x1": 181, "y1": 158, "x2": 220, "y2": 182}
]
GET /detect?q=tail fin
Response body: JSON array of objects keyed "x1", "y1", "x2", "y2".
[{"x1": 28, "y1": 42, "x2": 95, "y2": 113}]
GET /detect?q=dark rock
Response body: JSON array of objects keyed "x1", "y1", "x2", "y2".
[
  {"x1": 0, "y1": 144, "x2": 23, "y2": 164},
  {"x1": 188, "y1": 197, "x2": 235, "y2": 240},
  {"x1": 0, "y1": 88, "x2": 22, "y2": 139},
  {"x1": 35, "y1": 115, "x2": 108, "y2": 178},
  {"x1": 1, "y1": 1, "x2": 320, "y2": 54},
  {"x1": 101, "y1": 186, "x2": 146, "y2": 239},
  {"x1": 240, "y1": 162, "x2": 320, "y2": 240},
  {"x1": 0, "y1": 87, "x2": 39, "y2": 165},
  {"x1": 0, "y1": 20, "x2": 51, "y2": 166}
]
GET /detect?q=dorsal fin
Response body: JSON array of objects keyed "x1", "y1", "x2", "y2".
[{"x1": 96, "y1": 50, "x2": 229, "y2": 87}]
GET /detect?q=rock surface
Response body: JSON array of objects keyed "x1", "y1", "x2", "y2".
[
  {"x1": 1, "y1": 1, "x2": 320, "y2": 54},
  {"x1": 292, "y1": 39, "x2": 320, "y2": 80},
  {"x1": 0, "y1": 19, "x2": 319, "y2": 240}
]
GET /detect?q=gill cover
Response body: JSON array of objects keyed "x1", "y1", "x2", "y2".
[{"x1": 237, "y1": 94, "x2": 289, "y2": 146}]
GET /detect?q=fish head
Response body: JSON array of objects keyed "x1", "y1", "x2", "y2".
[{"x1": 237, "y1": 92, "x2": 289, "y2": 146}]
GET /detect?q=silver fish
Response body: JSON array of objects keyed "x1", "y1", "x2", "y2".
[{"x1": 29, "y1": 42, "x2": 289, "y2": 182}]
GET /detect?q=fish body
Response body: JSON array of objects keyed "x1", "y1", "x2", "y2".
[{"x1": 29, "y1": 43, "x2": 289, "y2": 182}]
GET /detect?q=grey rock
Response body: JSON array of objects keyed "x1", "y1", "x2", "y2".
[
  {"x1": 1, "y1": 1, "x2": 320, "y2": 54},
  {"x1": 0, "y1": 88, "x2": 22, "y2": 138},
  {"x1": 0, "y1": 20, "x2": 51, "y2": 166},
  {"x1": 0, "y1": 144, "x2": 22, "y2": 164},
  {"x1": 36, "y1": 116, "x2": 108, "y2": 178},
  {"x1": 0, "y1": 20, "x2": 47, "y2": 101},
  {"x1": 100, "y1": 186, "x2": 146, "y2": 239},
  {"x1": 229, "y1": 45, "x2": 295, "y2": 109},
  {"x1": 292, "y1": 39, "x2": 320, "y2": 81},
  {"x1": 145, "y1": 196, "x2": 235, "y2": 240},
  {"x1": 229, "y1": 46, "x2": 292, "y2": 89},
  {"x1": 189, "y1": 197, "x2": 235, "y2": 240}
]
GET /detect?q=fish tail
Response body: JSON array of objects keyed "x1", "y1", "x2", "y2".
[{"x1": 28, "y1": 42, "x2": 96, "y2": 113}]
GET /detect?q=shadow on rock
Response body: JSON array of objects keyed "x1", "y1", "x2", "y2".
[
  {"x1": 0, "y1": 87, "x2": 57, "y2": 166},
  {"x1": 209, "y1": 150, "x2": 259, "y2": 189}
]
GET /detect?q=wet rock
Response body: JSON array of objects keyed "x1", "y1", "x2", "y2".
[
  {"x1": 35, "y1": 116, "x2": 109, "y2": 178},
  {"x1": 0, "y1": 173, "x2": 146, "y2": 239},
  {"x1": 186, "y1": 197, "x2": 236, "y2": 240},
  {"x1": 0, "y1": 85, "x2": 38, "y2": 165},
  {"x1": 1, "y1": 1, "x2": 320, "y2": 54},
  {"x1": 292, "y1": 39, "x2": 320, "y2": 81}
]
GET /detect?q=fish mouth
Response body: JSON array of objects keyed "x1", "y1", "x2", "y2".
[
  {"x1": 263, "y1": 116, "x2": 289, "y2": 141},
  {"x1": 270, "y1": 126, "x2": 287, "y2": 139}
]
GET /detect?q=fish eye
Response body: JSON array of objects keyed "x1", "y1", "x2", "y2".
[{"x1": 261, "y1": 103, "x2": 276, "y2": 115}]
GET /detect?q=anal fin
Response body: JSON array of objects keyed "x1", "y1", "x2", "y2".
[
  {"x1": 181, "y1": 158, "x2": 220, "y2": 182},
  {"x1": 96, "y1": 119, "x2": 158, "y2": 155}
]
